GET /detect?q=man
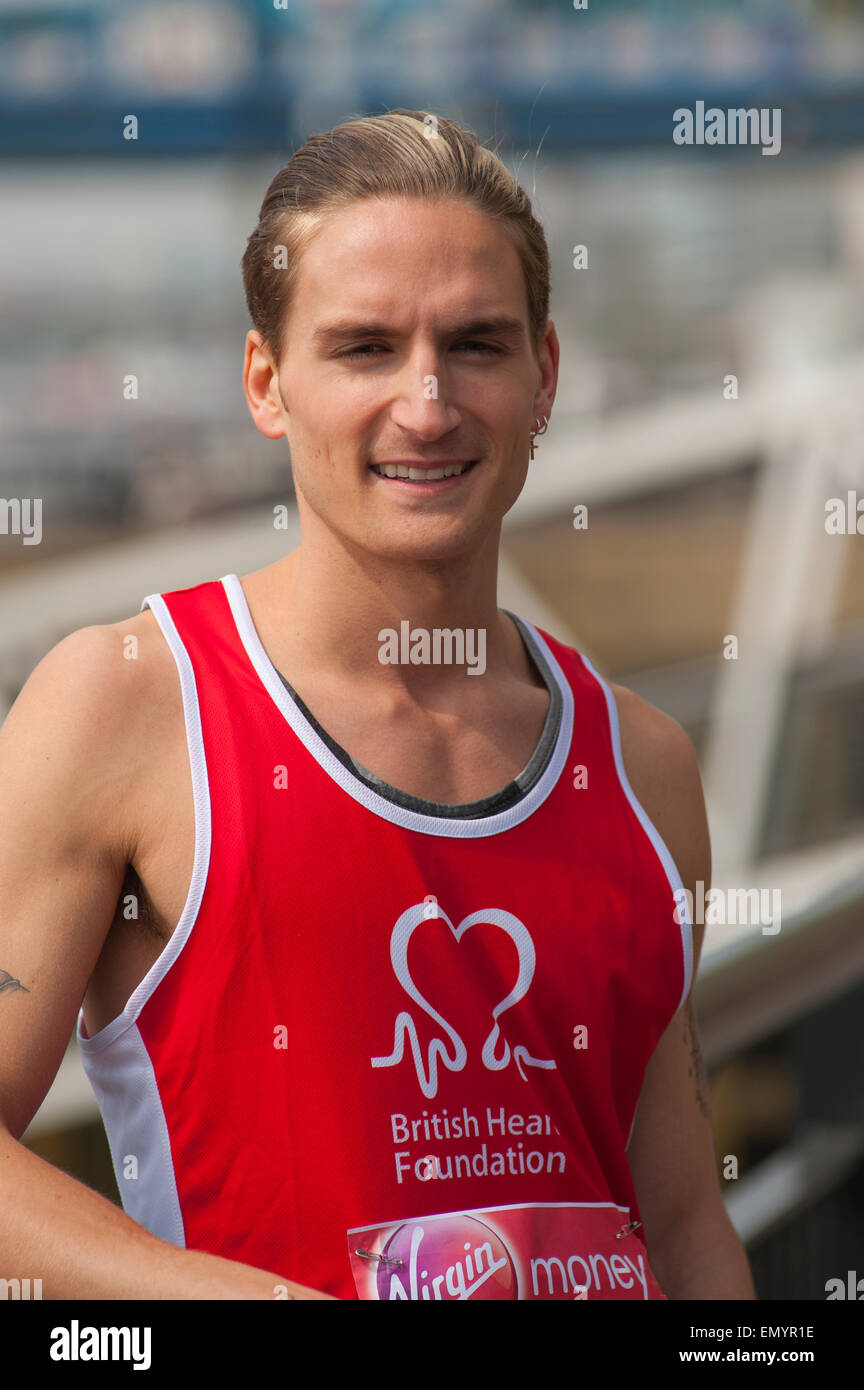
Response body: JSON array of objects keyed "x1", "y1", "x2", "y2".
[{"x1": 0, "y1": 111, "x2": 754, "y2": 1299}]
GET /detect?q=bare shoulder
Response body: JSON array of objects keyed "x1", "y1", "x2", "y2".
[
  {"x1": 607, "y1": 681, "x2": 711, "y2": 904},
  {"x1": 1, "y1": 607, "x2": 180, "y2": 860},
  {"x1": 7, "y1": 607, "x2": 176, "y2": 743}
]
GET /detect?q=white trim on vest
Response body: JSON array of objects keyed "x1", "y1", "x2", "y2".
[
  {"x1": 220, "y1": 571, "x2": 574, "y2": 839},
  {"x1": 76, "y1": 591, "x2": 212, "y2": 1051},
  {"x1": 76, "y1": 589, "x2": 213, "y2": 1246},
  {"x1": 579, "y1": 652, "x2": 695, "y2": 1017}
]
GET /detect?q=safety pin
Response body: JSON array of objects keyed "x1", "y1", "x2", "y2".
[
  {"x1": 615, "y1": 1220, "x2": 642, "y2": 1239},
  {"x1": 354, "y1": 1248, "x2": 404, "y2": 1267}
]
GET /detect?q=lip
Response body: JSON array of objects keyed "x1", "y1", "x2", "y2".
[{"x1": 368, "y1": 460, "x2": 479, "y2": 490}]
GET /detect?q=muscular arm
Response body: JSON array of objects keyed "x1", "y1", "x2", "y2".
[
  {"x1": 0, "y1": 625, "x2": 333, "y2": 1300},
  {"x1": 613, "y1": 684, "x2": 755, "y2": 1300}
]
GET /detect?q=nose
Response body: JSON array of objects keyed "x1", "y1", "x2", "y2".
[{"x1": 388, "y1": 345, "x2": 463, "y2": 441}]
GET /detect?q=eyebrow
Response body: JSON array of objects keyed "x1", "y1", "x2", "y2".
[{"x1": 312, "y1": 315, "x2": 527, "y2": 349}]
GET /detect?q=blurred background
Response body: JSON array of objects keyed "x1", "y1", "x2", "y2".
[{"x1": 2, "y1": 0, "x2": 864, "y2": 1300}]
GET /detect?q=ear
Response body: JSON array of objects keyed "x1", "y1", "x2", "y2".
[
  {"x1": 533, "y1": 319, "x2": 559, "y2": 425},
  {"x1": 243, "y1": 330, "x2": 287, "y2": 441}
]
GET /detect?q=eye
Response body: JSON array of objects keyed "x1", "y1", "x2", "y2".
[
  {"x1": 335, "y1": 340, "x2": 507, "y2": 360},
  {"x1": 336, "y1": 343, "x2": 387, "y2": 360},
  {"x1": 455, "y1": 341, "x2": 506, "y2": 355}
]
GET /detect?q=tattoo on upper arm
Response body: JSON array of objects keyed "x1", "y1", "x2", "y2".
[
  {"x1": 0, "y1": 969, "x2": 29, "y2": 997},
  {"x1": 683, "y1": 1001, "x2": 710, "y2": 1121}
]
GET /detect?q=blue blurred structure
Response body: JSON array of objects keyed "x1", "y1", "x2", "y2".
[{"x1": 3, "y1": 0, "x2": 864, "y2": 155}]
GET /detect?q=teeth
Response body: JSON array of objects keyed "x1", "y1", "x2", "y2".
[{"x1": 374, "y1": 461, "x2": 472, "y2": 479}]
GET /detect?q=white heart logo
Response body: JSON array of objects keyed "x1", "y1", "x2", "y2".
[{"x1": 371, "y1": 901, "x2": 557, "y2": 1098}]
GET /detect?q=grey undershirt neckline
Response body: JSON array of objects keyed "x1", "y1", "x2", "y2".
[{"x1": 272, "y1": 610, "x2": 562, "y2": 819}]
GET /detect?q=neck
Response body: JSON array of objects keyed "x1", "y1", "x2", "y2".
[{"x1": 244, "y1": 523, "x2": 526, "y2": 700}]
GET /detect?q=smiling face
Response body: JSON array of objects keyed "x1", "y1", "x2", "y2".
[{"x1": 244, "y1": 195, "x2": 558, "y2": 565}]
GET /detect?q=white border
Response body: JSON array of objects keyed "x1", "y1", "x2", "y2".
[
  {"x1": 219, "y1": 572, "x2": 574, "y2": 839},
  {"x1": 578, "y1": 653, "x2": 694, "y2": 1015},
  {"x1": 76, "y1": 591, "x2": 212, "y2": 1053}
]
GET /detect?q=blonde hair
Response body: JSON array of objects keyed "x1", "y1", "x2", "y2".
[{"x1": 241, "y1": 109, "x2": 550, "y2": 366}]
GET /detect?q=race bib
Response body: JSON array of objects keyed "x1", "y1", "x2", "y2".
[{"x1": 348, "y1": 1202, "x2": 667, "y2": 1300}]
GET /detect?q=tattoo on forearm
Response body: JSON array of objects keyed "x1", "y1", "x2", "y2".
[
  {"x1": 683, "y1": 1002, "x2": 710, "y2": 1121},
  {"x1": 0, "y1": 969, "x2": 29, "y2": 997}
]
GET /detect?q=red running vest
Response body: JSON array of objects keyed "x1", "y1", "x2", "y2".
[{"x1": 78, "y1": 573, "x2": 693, "y2": 1301}]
